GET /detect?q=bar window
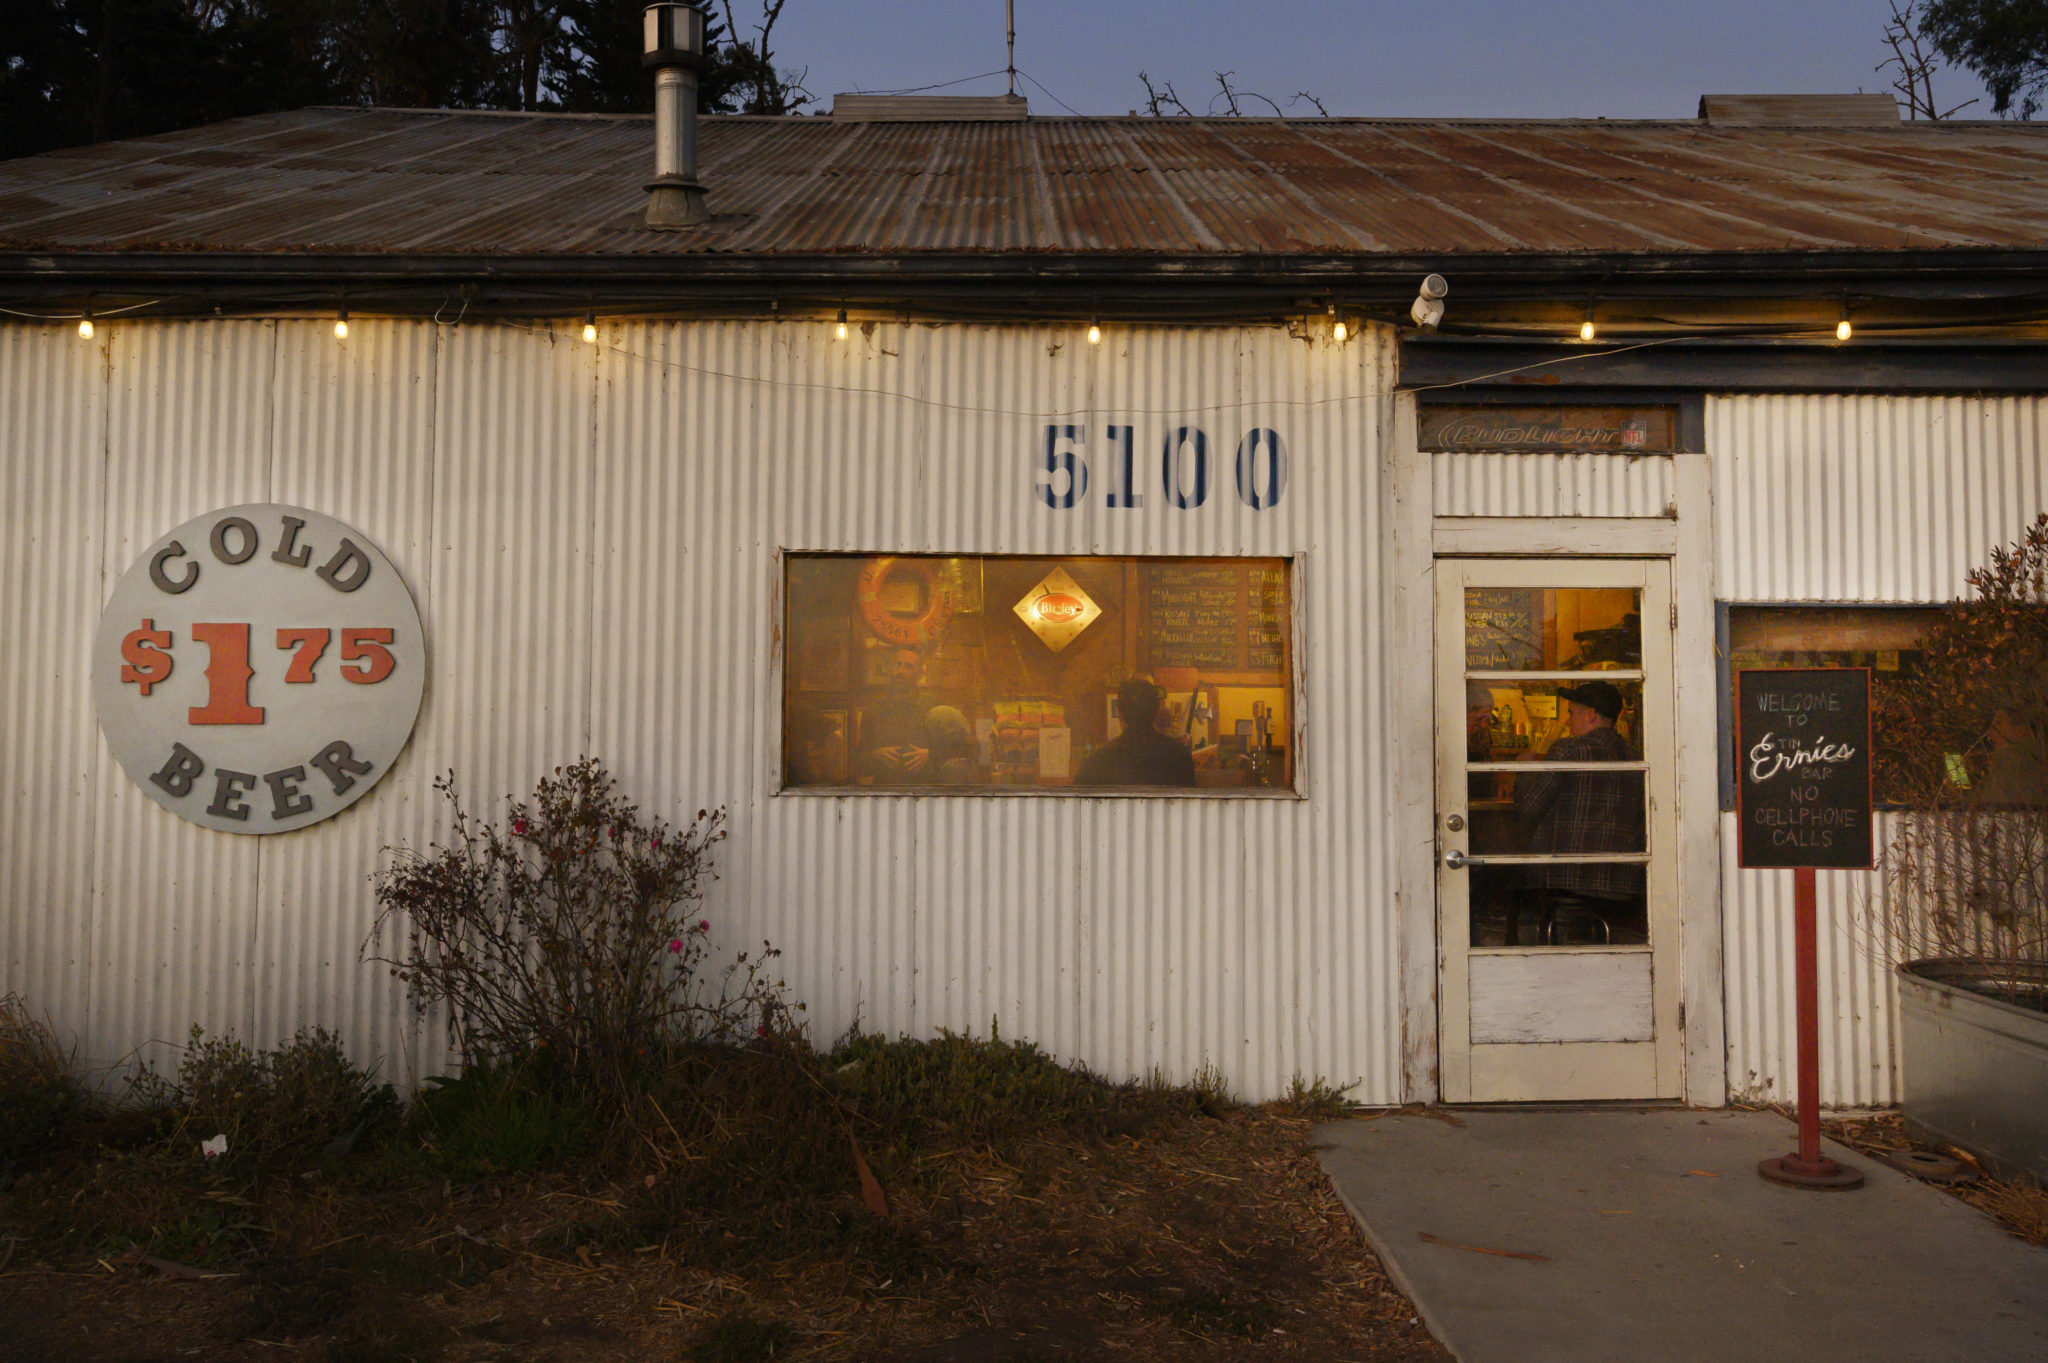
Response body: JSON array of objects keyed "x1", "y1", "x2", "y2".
[{"x1": 782, "y1": 555, "x2": 1296, "y2": 794}]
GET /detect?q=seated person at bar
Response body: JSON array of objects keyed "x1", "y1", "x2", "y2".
[
  {"x1": 1513, "y1": 680, "x2": 1644, "y2": 941},
  {"x1": 1078, "y1": 679, "x2": 1197, "y2": 787}
]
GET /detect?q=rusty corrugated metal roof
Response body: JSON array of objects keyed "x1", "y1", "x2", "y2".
[{"x1": 1, "y1": 106, "x2": 2044, "y2": 258}]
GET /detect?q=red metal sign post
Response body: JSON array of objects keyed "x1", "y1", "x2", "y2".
[{"x1": 1735, "y1": 668, "x2": 1871, "y2": 1191}]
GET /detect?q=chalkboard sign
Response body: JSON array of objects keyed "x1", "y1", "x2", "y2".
[
  {"x1": 1248, "y1": 566, "x2": 1286, "y2": 670},
  {"x1": 1466, "y1": 588, "x2": 1544, "y2": 671},
  {"x1": 1148, "y1": 564, "x2": 1241, "y2": 669},
  {"x1": 1736, "y1": 668, "x2": 1873, "y2": 869}
]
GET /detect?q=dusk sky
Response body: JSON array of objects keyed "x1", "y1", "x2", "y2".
[{"x1": 763, "y1": 1, "x2": 1996, "y2": 120}]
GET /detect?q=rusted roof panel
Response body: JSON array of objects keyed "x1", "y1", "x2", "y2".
[{"x1": 2, "y1": 106, "x2": 2045, "y2": 258}]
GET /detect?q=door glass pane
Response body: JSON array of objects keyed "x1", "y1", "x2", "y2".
[
  {"x1": 1465, "y1": 587, "x2": 1642, "y2": 670},
  {"x1": 1469, "y1": 863, "x2": 1650, "y2": 948},
  {"x1": 1466, "y1": 679, "x2": 1646, "y2": 771},
  {"x1": 1469, "y1": 769, "x2": 1646, "y2": 856}
]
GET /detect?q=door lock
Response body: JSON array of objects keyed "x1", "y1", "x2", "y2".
[
  {"x1": 1445, "y1": 814, "x2": 1465, "y2": 832},
  {"x1": 1443, "y1": 848, "x2": 1469, "y2": 869}
]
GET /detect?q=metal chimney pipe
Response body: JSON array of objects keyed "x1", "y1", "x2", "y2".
[{"x1": 643, "y1": 3, "x2": 708, "y2": 230}]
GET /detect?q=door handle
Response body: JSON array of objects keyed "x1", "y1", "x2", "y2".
[{"x1": 1443, "y1": 848, "x2": 1469, "y2": 869}]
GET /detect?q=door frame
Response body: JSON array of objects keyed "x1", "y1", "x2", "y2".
[{"x1": 1384, "y1": 394, "x2": 1725, "y2": 1105}]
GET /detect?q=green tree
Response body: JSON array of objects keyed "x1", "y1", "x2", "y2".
[{"x1": 1920, "y1": 0, "x2": 2048, "y2": 117}]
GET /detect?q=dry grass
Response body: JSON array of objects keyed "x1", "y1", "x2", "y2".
[
  {"x1": 0, "y1": 1035, "x2": 1447, "y2": 1362},
  {"x1": 0, "y1": 995, "x2": 68, "y2": 1094},
  {"x1": 1820, "y1": 1108, "x2": 2048, "y2": 1248}
]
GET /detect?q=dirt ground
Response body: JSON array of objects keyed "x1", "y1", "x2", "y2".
[{"x1": 0, "y1": 1106, "x2": 1449, "y2": 1363}]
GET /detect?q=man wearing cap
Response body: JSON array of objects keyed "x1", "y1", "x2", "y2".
[{"x1": 1513, "y1": 680, "x2": 1645, "y2": 941}]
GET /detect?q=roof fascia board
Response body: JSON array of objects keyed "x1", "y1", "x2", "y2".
[{"x1": 1400, "y1": 341, "x2": 2048, "y2": 394}]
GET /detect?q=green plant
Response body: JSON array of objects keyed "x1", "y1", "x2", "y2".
[
  {"x1": 128, "y1": 1025, "x2": 385, "y2": 1166},
  {"x1": 370, "y1": 760, "x2": 789, "y2": 1101},
  {"x1": 407, "y1": 1060, "x2": 592, "y2": 1177},
  {"x1": 1878, "y1": 512, "x2": 2048, "y2": 1008},
  {"x1": 1277, "y1": 1072, "x2": 1361, "y2": 1120}
]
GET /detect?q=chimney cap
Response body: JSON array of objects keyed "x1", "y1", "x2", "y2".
[{"x1": 643, "y1": 3, "x2": 707, "y2": 70}]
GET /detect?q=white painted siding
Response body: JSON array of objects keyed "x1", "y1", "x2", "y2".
[
  {"x1": 0, "y1": 318, "x2": 1399, "y2": 1102},
  {"x1": 1432, "y1": 451, "x2": 1676, "y2": 518},
  {"x1": 1711, "y1": 394, "x2": 2048, "y2": 1106}
]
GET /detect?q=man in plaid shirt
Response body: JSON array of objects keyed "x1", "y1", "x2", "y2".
[{"x1": 1514, "y1": 680, "x2": 1644, "y2": 906}]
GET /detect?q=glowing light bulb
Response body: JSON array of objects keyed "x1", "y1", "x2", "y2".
[
  {"x1": 1332, "y1": 318, "x2": 1348, "y2": 343},
  {"x1": 583, "y1": 320, "x2": 598, "y2": 344},
  {"x1": 1580, "y1": 319, "x2": 1597, "y2": 342},
  {"x1": 1087, "y1": 320, "x2": 1101, "y2": 345},
  {"x1": 334, "y1": 318, "x2": 349, "y2": 340},
  {"x1": 77, "y1": 317, "x2": 94, "y2": 340},
  {"x1": 1836, "y1": 318, "x2": 1852, "y2": 342},
  {"x1": 834, "y1": 308, "x2": 850, "y2": 341}
]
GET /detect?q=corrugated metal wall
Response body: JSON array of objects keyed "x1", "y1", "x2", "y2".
[
  {"x1": 1711, "y1": 394, "x2": 2048, "y2": 1105},
  {"x1": 1, "y1": 318, "x2": 1399, "y2": 1102},
  {"x1": 1432, "y1": 451, "x2": 1676, "y2": 518}
]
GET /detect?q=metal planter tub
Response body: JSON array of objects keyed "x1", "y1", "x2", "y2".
[{"x1": 1896, "y1": 960, "x2": 2048, "y2": 1182}]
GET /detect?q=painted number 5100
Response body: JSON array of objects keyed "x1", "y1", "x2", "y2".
[{"x1": 1035, "y1": 425, "x2": 1287, "y2": 511}]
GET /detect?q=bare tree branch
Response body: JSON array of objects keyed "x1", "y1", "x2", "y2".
[{"x1": 1880, "y1": 1, "x2": 1981, "y2": 120}]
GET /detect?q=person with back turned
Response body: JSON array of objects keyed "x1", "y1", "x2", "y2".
[
  {"x1": 1514, "y1": 679, "x2": 1645, "y2": 941},
  {"x1": 1078, "y1": 678, "x2": 1197, "y2": 787}
]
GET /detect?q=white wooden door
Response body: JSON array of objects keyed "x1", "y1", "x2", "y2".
[{"x1": 1436, "y1": 559, "x2": 1682, "y2": 1102}]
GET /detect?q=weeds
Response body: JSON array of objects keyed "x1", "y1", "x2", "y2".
[
  {"x1": 1278, "y1": 1072, "x2": 1362, "y2": 1121},
  {"x1": 0, "y1": 993, "x2": 82, "y2": 1173},
  {"x1": 405, "y1": 1060, "x2": 593, "y2": 1178},
  {"x1": 130, "y1": 1025, "x2": 390, "y2": 1167}
]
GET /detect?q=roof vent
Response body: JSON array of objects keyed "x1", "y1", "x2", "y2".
[
  {"x1": 1698, "y1": 94, "x2": 1901, "y2": 125},
  {"x1": 830, "y1": 93, "x2": 1028, "y2": 121}
]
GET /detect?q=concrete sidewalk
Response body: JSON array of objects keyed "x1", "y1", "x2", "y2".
[{"x1": 1315, "y1": 1108, "x2": 2047, "y2": 1363}]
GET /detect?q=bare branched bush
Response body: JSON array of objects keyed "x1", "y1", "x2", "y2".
[
  {"x1": 1878, "y1": 512, "x2": 2048, "y2": 1006},
  {"x1": 369, "y1": 759, "x2": 789, "y2": 1100}
]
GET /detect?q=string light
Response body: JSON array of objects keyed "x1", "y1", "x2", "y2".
[
  {"x1": 1332, "y1": 316, "x2": 1348, "y2": 343},
  {"x1": 1087, "y1": 316, "x2": 1101, "y2": 345},
  {"x1": 583, "y1": 312, "x2": 599, "y2": 344},
  {"x1": 1579, "y1": 298, "x2": 1597, "y2": 342},
  {"x1": 77, "y1": 308, "x2": 94, "y2": 341},
  {"x1": 1836, "y1": 301, "x2": 1853, "y2": 342},
  {"x1": 333, "y1": 301, "x2": 348, "y2": 341},
  {"x1": 835, "y1": 307, "x2": 848, "y2": 341}
]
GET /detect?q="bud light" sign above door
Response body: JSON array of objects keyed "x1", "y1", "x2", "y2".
[{"x1": 92, "y1": 505, "x2": 426, "y2": 834}]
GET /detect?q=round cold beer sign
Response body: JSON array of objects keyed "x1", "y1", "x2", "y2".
[{"x1": 92, "y1": 505, "x2": 425, "y2": 834}]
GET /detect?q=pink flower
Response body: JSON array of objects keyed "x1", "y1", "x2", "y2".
[
  {"x1": 512, "y1": 818, "x2": 528, "y2": 835},
  {"x1": 697, "y1": 919, "x2": 710, "y2": 933},
  {"x1": 755, "y1": 1025, "x2": 769, "y2": 1037},
  {"x1": 668, "y1": 939, "x2": 683, "y2": 953},
  {"x1": 651, "y1": 837, "x2": 662, "y2": 852}
]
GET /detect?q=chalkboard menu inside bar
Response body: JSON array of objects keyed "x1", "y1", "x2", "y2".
[
  {"x1": 1147, "y1": 564, "x2": 1239, "y2": 669},
  {"x1": 1419, "y1": 404, "x2": 1677, "y2": 454},
  {"x1": 1248, "y1": 566, "x2": 1287, "y2": 670},
  {"x1": 1465, "y1": 587, "x2": 1544, "y2": 671},
  {"x1": 1736, "y1": 668, "x2": 1873, "y2": 869}
]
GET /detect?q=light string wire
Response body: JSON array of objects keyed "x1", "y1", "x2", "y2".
[{"x1": 508, "y1": 317, "x2": 1692, "y2": 417}]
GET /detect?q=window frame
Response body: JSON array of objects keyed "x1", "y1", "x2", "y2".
[{"x1": 776, "y1": 549, "x2": 1309, "y2": 800}]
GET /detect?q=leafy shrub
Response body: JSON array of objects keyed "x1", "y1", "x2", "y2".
[
  {"x1": 0, "y1": 993, "x2": 82, "y2": 1168},
  {"x1": 132, "y1": 1025, "x2": 386, "y2": 1165},
  {"x1": 1878, "y1": 512, "x2": 2048, "y2": 1005},
  {"x1": 370, "y1": 760, "x2": 790, "y2": 1101}
]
